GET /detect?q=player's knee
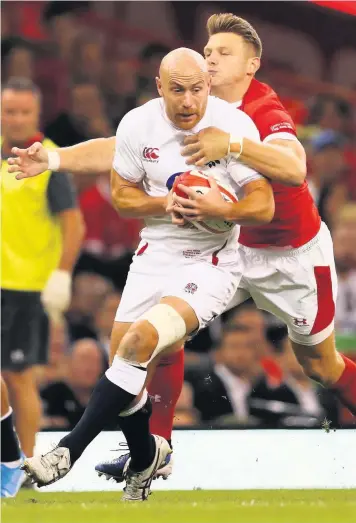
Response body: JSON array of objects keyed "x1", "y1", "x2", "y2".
[
  {"x1": 117, "y1": 304, "x2": 187, "y2": 365},
  {"x1": 118, "y1": 321, "x2": 158, "y2": 363}
]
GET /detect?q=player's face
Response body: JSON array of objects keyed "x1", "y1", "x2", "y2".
[
  {"x1": 157, "y1": 70, "x2": 210, "y2": 130},
  {"x1": 204, "y1": 33, "x2": 259, "y2": 88},
  {"x1": 1, "y1": 89, "x2": 40, "y2": 145}
]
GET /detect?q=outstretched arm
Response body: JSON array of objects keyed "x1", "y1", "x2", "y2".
[{"x1": 8, "y1": 137, "x2": 115, "y2": 179}]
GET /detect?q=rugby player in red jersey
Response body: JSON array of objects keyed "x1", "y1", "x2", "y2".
[{"x1": 177, "y1": 13, "x2": 356, "y2": 420}]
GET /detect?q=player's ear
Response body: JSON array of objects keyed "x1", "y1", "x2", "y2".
[
  {"x1": 247, "y1": 57, "x2": 260, "y2": 77},
  {"x1": 156, "y1": 77, "x2": 163, "y2": 97}
]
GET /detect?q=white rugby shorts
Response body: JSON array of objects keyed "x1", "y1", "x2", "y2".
[
  {"x1": 115, "y1": 240, "x2": 240, "y2": 330},
  {"x1": 227, "y1": 222, "x2": 337, "y2": 345}
]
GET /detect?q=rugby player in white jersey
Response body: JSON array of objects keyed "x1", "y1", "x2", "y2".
[{"x1": 20, "y1": 48, "x2": 274, "y2": 501}]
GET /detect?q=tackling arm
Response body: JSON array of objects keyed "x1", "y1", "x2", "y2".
[
  {"x1": 223, "y1": 178, "x2": 275, "y2": 225},
  {"x1": 182, "y1": 129, "x2": 307, "y2": 187},
  {"x1": 230, "y1": 137, "x2": 306, "y2": 187}
]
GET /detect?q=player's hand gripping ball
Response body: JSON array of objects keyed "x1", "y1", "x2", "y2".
[{"x1": 172, "y1": 170, "x2": 237, "y2": 234}]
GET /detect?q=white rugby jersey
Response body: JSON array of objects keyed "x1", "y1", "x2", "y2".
[{"x1": 112, "y1": 96, "x2": 262, "y2": 256}]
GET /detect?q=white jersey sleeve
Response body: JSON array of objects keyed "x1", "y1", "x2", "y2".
[
  {"x1": 225, "y1": 109, "x2": 264, "y2": 191},
  {"x1": 112, "y1": 111, "x2": 145, "y2": 183}
]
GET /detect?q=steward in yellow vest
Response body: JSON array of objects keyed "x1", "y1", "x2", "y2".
[{"x1": 1, "y1": 77, "x2": 84, "y2": 457}]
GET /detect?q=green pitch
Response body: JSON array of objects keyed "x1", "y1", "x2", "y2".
[{"x1": 2, "y1": 490, "x2": 355, "y2": 523}]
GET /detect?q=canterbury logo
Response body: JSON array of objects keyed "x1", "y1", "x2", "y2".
[{"x1": 143, "y1": 147, "x2": 159, "y2": 161}]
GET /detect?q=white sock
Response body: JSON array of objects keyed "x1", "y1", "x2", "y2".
[
  {"x1": 0, "y1": 408, "x2": 13, "y2": 422},
  {"x1": 1, "y1": 458, "x2": 23, "y2": 468},
  {"x1": 120, "y1": 389, "x2": 148, "y2": 417},
  {"x1": 106, "y1": 356, "x2": 147, "y2": 395}
]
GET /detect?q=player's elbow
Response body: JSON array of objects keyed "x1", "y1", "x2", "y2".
[
  {"x1": 111, "y1": 187, "x2": 135, "y2": 218},
  {"x1": 256, "y1": 194, "x2": 275, "y2": 224},
  {"x1": 283, "y1": 157, "x2": 307, "y2": 187},
  {"x1": 258, "y1": 203, "x2": 275, "y2": 224}
]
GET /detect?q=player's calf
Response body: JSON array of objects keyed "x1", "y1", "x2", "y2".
[
  {"x1": 291, "y1": 332, "x2": 356, "y2": 415},
  {"x1": 291, "y1": 332, "x2": 344, "y2": 387}
]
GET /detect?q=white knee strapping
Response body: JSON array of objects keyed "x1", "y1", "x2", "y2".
[
  {"x1": 106, "y1": 356, "x2": 147, "y2": 395},
  {"x1": 140, "y1": 303, "x2": 187, "y2": 362},
  {"x1": 120, "y1": 389, "x2": 148, "y2": 417}
]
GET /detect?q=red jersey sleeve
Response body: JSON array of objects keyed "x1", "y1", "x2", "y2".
[
  {"x1": 253, "y1": 105, "x2": 297, "y2": 142},
  {"x1": 79, "y1": 187, "x2": 104, "y2": 244}
]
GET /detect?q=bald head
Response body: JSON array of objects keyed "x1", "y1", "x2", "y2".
[
  {"x1": 156, "y1": 47, "x2": 210, "y2": 130},
  {"x1": 159, "y1": 48, "x2": 207, "y2": 77}
]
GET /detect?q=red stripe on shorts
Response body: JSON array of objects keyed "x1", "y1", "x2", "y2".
[
  {"x1": 310, "y1": 266, "x2": 335, "y2": 335},
  {"x1": 212, "y1": 240, "x2": 228, "y2": 266},
  {"x1": 137, "y1": 242, "x2": 148, "y2": 256}
]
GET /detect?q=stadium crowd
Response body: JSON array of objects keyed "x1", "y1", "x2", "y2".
[{"x1": 2, "y1": 1, "x2": 356, "y2": 433}]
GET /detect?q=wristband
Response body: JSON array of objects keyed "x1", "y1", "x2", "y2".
[
  {"x1": 228, "y1": 135, "x2": 243, "y2": 159},
  {"x1": 48, "y1": 151, "x2": 61, "y2": 171}
]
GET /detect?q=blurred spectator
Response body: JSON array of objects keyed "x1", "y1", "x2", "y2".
[
  {"x1": 45, "y1": 81, "x2": 114, "y2": 147},
  {"x1": 43, "y1": 1, "x2": 88, "y2": 61},
  {"x1": 70, "y1": 31, "x2": 105, "y2": 84},
  {"x1": 308, "y1": 95, "x2": 353, "y2": 136},
  {"x1": 41, "y1": 338, "x2": 107, "y2": 430},
  {"x1": 103, "y1": 58, "x2": 137, "y2": 127},
  {"x1": 191, "y1": 325, "x2": 304, "y2": 428},
  {"x1": 308, "y1": 130, "x2": 348, "y2": 229},
  {"x1": 136, "y1": 43, "x2": 171, "y2": 105},
  {"x1": 226, "y1": 303, "x2": 284, "y2": 383},
  {"x1": 173, "y1": 382, "x2": 200, "y2": 427},
  {"x1": 227, "y1": 302, "x2": 266, "y2": 347},
  {"x1": 2, "y1": 40, "x2": 35, "y2": 82},
  {"x1": 67, "y1": 272, "x2": 114, "y2": 342},
  {"x1": 94, "y1": 291, "x2": 122, "y2": 358},
  {"x1": 77, "y1": 175, "x2": 141, "y2": 289},
  {"x1": 333, "y1": 222, "x2": 356, "y2": 334},
  {"x1": 1, "y1": 4, "x2": 12, "y2": 39}
]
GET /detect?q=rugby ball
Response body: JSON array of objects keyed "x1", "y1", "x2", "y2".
[{"x1": 172, "y1": 170, "x2": 237, "y2": 234}]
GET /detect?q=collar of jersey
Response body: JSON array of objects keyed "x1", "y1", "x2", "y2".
[{"x1": 229, "y1": 100, "x2": 242, "y2": 108}]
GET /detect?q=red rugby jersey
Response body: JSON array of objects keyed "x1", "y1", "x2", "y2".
[{"x1": 238, "y1": 79, "x2": 321, "y2": 248}]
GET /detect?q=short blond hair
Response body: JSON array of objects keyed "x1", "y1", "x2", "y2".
[{"x1": 207, "y1": 13, "x2": 262, "y2": 58}]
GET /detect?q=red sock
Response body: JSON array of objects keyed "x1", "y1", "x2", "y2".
[
  {"x1": 332, "y1": 355, "x2": 356, "y2": 416},
  {"x1": 148, "y1": 349, "x2": 184, "y2": 442}
]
